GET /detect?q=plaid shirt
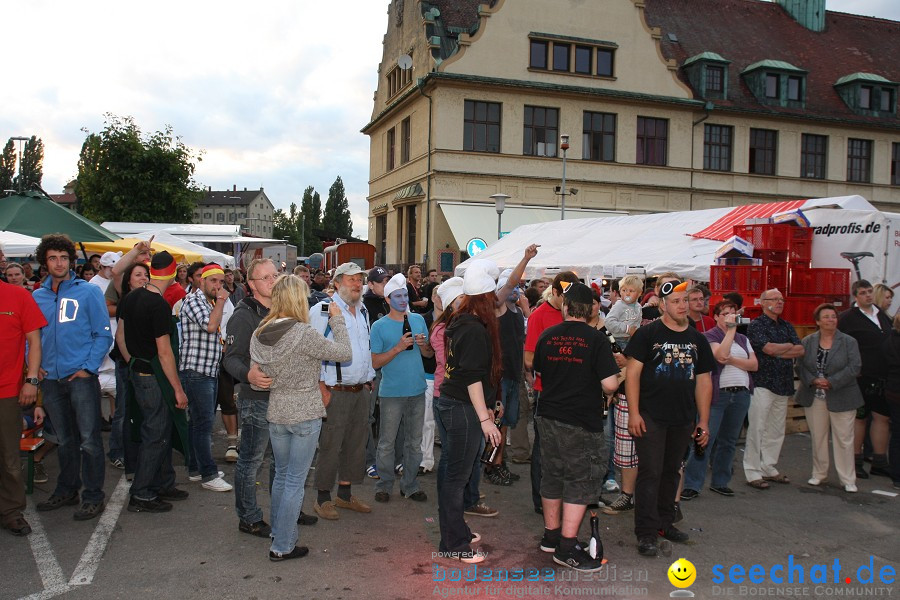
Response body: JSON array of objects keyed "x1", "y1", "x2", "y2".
[{"x1": 179, "y1": 289, "x2": 223, "y2": 378}]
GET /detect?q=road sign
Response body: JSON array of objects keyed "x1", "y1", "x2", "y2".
[{"x1": 466, "y1": 238, "x2": 488, "y2": 256}]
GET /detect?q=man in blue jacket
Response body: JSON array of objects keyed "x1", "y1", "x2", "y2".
[{"x1": 33, "y1": 235, "x2": 112, "y2": 521}]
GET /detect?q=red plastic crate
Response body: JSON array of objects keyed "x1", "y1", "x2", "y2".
[
  {"x1": 742, "y1": 305, "x2": 763, "y2": 320},
  {"x1": 754, "y1": 250, "x2": 788, "y2": 264},
  {"x1": 766, "y1": 264, "x2": 788, "y2": 290},
  {"x1": 790, "y1": 228, "x2": 814, "y2": 242},
  {"x1": 790, "y1": 259, "x2": 811, "y2": 270},
  {"x1": 788, "y1": 268, "x2": 851, "y2": 296},
  {"x1": 733, "y1": 224, "x2": 792, "y2": 251},
  {"x1": 709, "y1": 265, "x2": 766, "y2": 293},
  {"x1": 781, "y1": 297, "x2": 821, "y2": 325},
  {"x1": 788, "y1": 237, "x2": 812, "y2": 262}
]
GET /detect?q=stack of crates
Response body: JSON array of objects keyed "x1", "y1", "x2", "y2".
[{"x1": 709, "y1": 223, "x2": 850, "y2": 325}]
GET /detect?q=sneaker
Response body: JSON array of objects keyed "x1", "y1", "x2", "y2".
[
  {"x1": 870, "y1": 465, "x2": 892, "y2": 478},
  {"x1": 539, "y1": 529, "x2": 561, "y2": 553},
  {"x1": 856, "y1": 465, "x2": 870, "y2": 479},
  {"x1": 602, "y1": 479, "x2": 620, "y2": 493},
  {"x1": 314, "y1": 501, "x2": 339, "y2": 520},
  {"x1": 2, "y1": 516, "x2": 32, "y2": 536},
  {"x1": 401, "y1": 490, "x2": 428, "y2": 502},
  {"x1": 157, "y1": 487, "x2": 189, "y2": 501},
  {"x1": 844, "y1": 484, "x2": 858, "y2": 493},
  {"x1": 456, "y1": 551, "x2": 486, "y2": 564},
  {"x1": 74, "y1": 502, "x2": 105, "y2": 521},
  {"x1": 807, "y1": 478, "x2": 824, "y2": 486},
  {"x1": 496, "y1": 463, "x2": 520, "y2": 481},
  {"x1": 297, "y1": 511, "x2": 318, "y2": 526},
  {"x1": 658, "y1": 525, "x2": 689, "y2": 543},
  {"x1": 553, "y1": 542, "x2": 604, "y2": 572},
  {"x1": 366, "y1": 465, "x2": 380, "y2": 479},
  {"x1": 484, "y1": 468, "x2": 512, "y2": 486},
  {"x1": 464, "y1": 503, "x2": 499, "y2": 518},
  {"x1": 33, "y1": 462, "x2": 49, "y2": 484},
  {"x1": 418, "y1": 466, "x2": 433, "y2": 476},
  {"x1": 239, "y1": 519, "x2": 271, "y2": 537},
  {"x1": 673, "y1": 502, "x2": 684, "y2": 524},
  {"x1": 600, "y1": 493, "x2": 634, "y2": 515},
  {"x1": 189, "y1": 470, "x2": 223, "y2": 482},
  {"x1": 334, "y1": 495, "x2": 372, "y2": 513},
  {"x1": 394, "y1": 464, "x2": 404, "y2": 475},
  {"x1": 127, "y1": 497, "x2": 172, "y2": 513},
  {"x1": 709, "y1": 486, "x2": 735, "y2": 497},
  {"x1": 637, "y1": 536, "x2": 658, "y2": 557},
  {"x1": 269, "y1": 545, "x2": 309, "y2": 562},
  {"x1": 680, "y1": 489, "x2": 699, "y2": 501},
  {"x1": 110, "y1": 458, "x2": 125, "y2": 470},
  {"x1": 225, "y1": 446, "x2": 239, "y2": 463},
  {"x1": 374, "y1": 491, "x2": 390, "y2": 503},
  {"x1": 37, "y1": 492, "x2": 79, "y2": 512},
  {"x1": 201, "y1": 477, "x2": 233, "y2": 492}
]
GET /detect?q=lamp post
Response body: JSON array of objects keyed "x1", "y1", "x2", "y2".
[
  {"x1": 559, "y1": 134, "x2": 569, "y2": 221},
  {"x1": 490, "y1": 193, "x2": 509, "y2": 241},
  {"x1": 10, "y1": 136, "x2": 29, "y2": 192}
]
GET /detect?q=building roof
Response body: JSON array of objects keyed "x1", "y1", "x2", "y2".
[
  {"x1": 644, "y1": 0, "x2": 900, "y2": 126},
  {"x1": 201, "y1": 189, "x2": 265, "y2": 206},
  {"x1": 50, "y1": 192, "x2": 77, "y2": 206},
  {"x1": 423, "y1": 0, "x2": 498, "y2": 61}
]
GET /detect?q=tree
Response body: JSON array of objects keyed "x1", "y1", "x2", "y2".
[
  {"x1": 76, "y1": 114, "x2": 203, "y2": 223},
  {"x1": 321, "y1": 176, "x2": 353, "y2": 239},
  {"x1": 299, "y1": 186, "x2": 322, "y2": 255},
  {"x1": 273, "y1": 202, "x2": 301, "y2": 249},
  {"x1": 15, "y1": 135, "x2": 44, "y2": 190},
  {"x1": 0, "y1": 139, "x2": 14, "y2": 192}
]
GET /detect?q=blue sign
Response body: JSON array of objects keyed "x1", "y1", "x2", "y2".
[{"x1": 466, "y1": 238, "x2": 488, "y2": 256}]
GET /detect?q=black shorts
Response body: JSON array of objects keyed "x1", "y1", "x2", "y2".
[
  {"x1": 216, "y1": 370, "x2": 237, "y2": 416},
  {"x1": 535, "y1": 416, "x2": 605, "y2": 505},
  {"x1": 856, "y1": 377, "x2": 888, "y2": 419}
]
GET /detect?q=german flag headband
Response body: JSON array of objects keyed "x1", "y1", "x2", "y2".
[
  {"x1": 201, "y1": 264, "x2": 224, "y2": 279},
  {"x1": 149, "y1": 251, "x2": 177, "y2": 281}
]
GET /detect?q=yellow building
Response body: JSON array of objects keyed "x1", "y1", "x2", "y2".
[{"x1": 363, "y1": 0, "x2": 900, "y2": 273}]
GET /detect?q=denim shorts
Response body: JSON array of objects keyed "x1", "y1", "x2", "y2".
[
  {"x1": 535, "y1": 416, "x2": 604, "y2": 505},
  {"x1": 500, "y1": 378, "x2": 520, "y2": 427}
]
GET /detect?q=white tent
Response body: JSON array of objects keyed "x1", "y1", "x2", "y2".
[
  {"x1": 455, "y1": 196, "x2": 899, "y2": 299},
  {"x1": 0, "y1": 231, "x2": 42, "y2": 257},
  {"x1": 133, "y1": 230, "x2": 235, "y2": 268}
]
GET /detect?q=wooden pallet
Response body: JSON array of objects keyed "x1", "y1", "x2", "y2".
[{"x1": 785, "y1": 401, "x2": 809, "y2": 434}]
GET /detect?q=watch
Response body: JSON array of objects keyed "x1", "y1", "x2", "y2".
[{"x1": 24, "y1": 377, "x2": 40, "y2": 386}]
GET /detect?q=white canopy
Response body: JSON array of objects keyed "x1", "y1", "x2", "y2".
[
  {"x1": 0, "y1": 231, "x2": 42, "y2": 257},
  {"x1": 133, "y1": 230, "x2": 235, "y2": 268}
]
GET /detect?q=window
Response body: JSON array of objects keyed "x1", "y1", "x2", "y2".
[
  {"x1": 406, "y1": 205, "x2": 417, "y2": 264},
  {"x1": 401, "y1": 117, "x2": 411, "y2": 164},
  {"x1": 552, "y1": 44, "x2": 569, "y2": 71},
  {"x1": 787, "y1": 76, "x2": 802, "y2": 101},
  {"x1": 881, "y1": 89, "x2": 894, "y2": 112},
  {"x1": 800, "y1": 134, "x2": 827, "y2": 179},
  {"x1": 217, "y1": 213, "x2": 225, "y2": 222},
  {"x1": 847, "y1": 138, "x2": 873, "y2": 183},
  {"x1": 530, "y1": 40, "x2": 548, "y2": 69},
  {"x1": 749, "y1": 128, "x2": 777, "y2": 175},
  {"x1": 386, "y1": 127, "x2": 396, "y2": 171},
  {"x1": 636, "y1": 117, "x2": 668, "y2": 166},
  {"x1": 229, "y1": 212, "x2": 237, "y2": 222},
  {"x1": 386, "y1": 59, "x2": 413, "y2": 98},
  {"x1": 703, "y1": 124, "x2": 733, "y2": 171},
  {"x1": 464, "y1": 100, "x2": 501, "y2": 153},
  {"x1": 523, "y1": 106, "x2": 559, "y2": 157},
  {"x1": 892, "y1": 143, "x2": 900, "y2": 186},
  {"x1": 574, "y1": 46, "x2": 592, "y2": 74},
  {"x1": 765, "y1": 74, "x2": 779, "y2": 98},
  {"x1": 582, "y1": 111, "x2": 616, "y2": 162},
  {"x1": 706, "y1": 66, "x2": 724, "y2": 93},
  {"x1": 203, "y1": 211, "x2": 212, "y2": 219},
  {"x1": 376, "y1": 214, "x2": 387, "y2": 261},
  {"x1": 239, "y1": 212, "x2": 246, "y2": 219},
  {"x1": 859, "y1": 86, "x2": 872, "y2": 109},
  {"x1": 597, "y1": 49, "x2": 614, "y2": 77}
]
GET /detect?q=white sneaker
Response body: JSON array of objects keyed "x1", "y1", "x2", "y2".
[
  {"x1": 808, "y1": 478, "x2": 824, "y2": 486},
  {"x1": 189, "y1": 470, "x2": 224, "y2": 482},
  {"x1": 844, "y1": 484, "x2": 858, "y2": 493},
  {"x1": 225, "y1": 446, "x2": 239, "y2": 463},
  {"x1": 603, "y1": 479, "x2": 620, "y2": 493},
  {"x1": 201, "y1": 476, "x2": 233, "y2": 492}
]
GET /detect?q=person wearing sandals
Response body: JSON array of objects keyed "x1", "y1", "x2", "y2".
[
  {"x1": 250, "y1": 275, "x2": 352, "y2": 562},
  {"x1": 743, "y1": 289, "x2": 804, "y2": 490},
  {"x1": 796, "y1": 304, "x2": 863, "y2": 493},
  {"x1": 682, "y1": 301, "x2": 757, "y2": 501}
]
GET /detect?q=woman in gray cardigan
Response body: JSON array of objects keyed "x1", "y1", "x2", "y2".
[
  {"x1": 251, "y1": 275, "x2": 352, "y2": 561},
  {"x1": 795, "y1": 303, "x2": 863, "y2": 493}
]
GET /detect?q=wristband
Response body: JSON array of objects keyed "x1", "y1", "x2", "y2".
[{"x1": 480, "y1": 417, "x2": 490, "y2": 423}]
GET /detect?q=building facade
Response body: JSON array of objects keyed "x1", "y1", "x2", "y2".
[
  {"x1": 364, "y1": 0, "x2": 900, "y2": 273},
  {"x1": 194, "y1": 186, "x2": 275, "y2": 238}
]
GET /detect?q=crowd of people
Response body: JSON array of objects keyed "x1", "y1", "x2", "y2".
[{"x1": 1, "y1": 235, "x2": 899, "y2": 573}]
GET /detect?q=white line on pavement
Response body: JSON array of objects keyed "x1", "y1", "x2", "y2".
[
  {"x1": 23, "y1": 502, "x2": 67, "y2": 592},
  {"x1": 70, "y1": 474, "x2": 130, "y2": 586}
]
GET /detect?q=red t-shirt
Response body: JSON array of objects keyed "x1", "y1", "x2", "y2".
[
  {"x1": 693, "y1": 315, "x2": 716, "y2": 333},
  {"x1": 0, "y1": 281, "x2": 48, "y2": 397},
  {"x1": 524, "y1": 301, "x2": 563, "y2": 391},
  {"x1": 164, "y1": 282, "x2": 187, "y2": 309}
]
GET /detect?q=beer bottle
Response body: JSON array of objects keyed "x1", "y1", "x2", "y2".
[{"x1": 402, "y1": 314, "x2": 413, "y2": 351}]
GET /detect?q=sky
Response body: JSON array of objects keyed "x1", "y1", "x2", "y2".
[{"x1": 2, "y1": 0, "x2": 898, "y2": 241}]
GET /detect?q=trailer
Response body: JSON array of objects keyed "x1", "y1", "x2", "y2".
[{"x1": 323, "y1": 241, "x2": 376, "y2": 272}]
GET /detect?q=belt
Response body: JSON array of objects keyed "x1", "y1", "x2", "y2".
[
  {"x1": 721, "y1": 386, "x2": 748, "y2": 393},
  {"x1": 326, "y1": 383, "x2": 365, "y2": 393}
]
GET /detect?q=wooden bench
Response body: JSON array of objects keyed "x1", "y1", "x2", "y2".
[{"x1": 20, "y1": 427, "x2": 44, "y2": 495}]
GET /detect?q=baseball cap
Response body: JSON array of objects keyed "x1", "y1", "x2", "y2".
[
  {"x1": 368, "y1": 266, "x2": 389, "y2": 283},
  {"x1": 563, "y1": 281, "x2": 593, "y2": 305},
  {"x1": 99, "y1": 251, "x2": 122, "y2": 267},
  {"x1": 333, "y1": 262, "x2": 364, "y2": 279}
]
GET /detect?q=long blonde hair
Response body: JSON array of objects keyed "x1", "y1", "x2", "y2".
[{"x1": 258, "y1": 274, "x2": 310, "y2": 332}]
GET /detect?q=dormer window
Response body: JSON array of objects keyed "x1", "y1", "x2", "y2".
[
  {"x1": 683, "y1": 52, "x2": 731, "y2": 101},
  {"x1": 834, "y1": 73, "x2": 898, "y2": 117},
  {"x1": 706, "y1": 66, "x2": 724, "y2": 94},
  {"x1": 528, "y1": 33, "x2": 618, "y2": 80},
  {"x1": 787, "y1": 76, "x2": 803, "y2": 101},
  {"x1": 765, "y1": 74, "x2": 779, "y2": 99},
  {"x1": 741, "y1": 60, "x2": 807, "y2": 108}
]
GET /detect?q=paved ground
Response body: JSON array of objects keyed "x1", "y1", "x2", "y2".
[{"x1": 6, "y1": 424, "x2": 900, "y2": 600}]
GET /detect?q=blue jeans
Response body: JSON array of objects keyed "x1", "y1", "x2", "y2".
[
  {"x1": 108, "y1": 361, "x2": 126, "y2": 463},
  {"x1": 269, "y1": 419, "x2": 322, "y2": 554},
  {"x1": 684, "y1": 388, "x2": 752, "y2": 490},
  {"x1": 180, "y1": 370, "x2": 219, "y2": 481},
  {"x1": 376, "y1": 394, "x2": 425, "y2": 495},
  {"x1": 130, "y1": 372, "x2": 176, "y2": 501},
  {"x1": 530, "y1": 392, "x2": 543, "y2": 511},
  {"x1": 434, "y1": 396, "x2": 481, "y2": 554},
  {"x1": 433, "y1": 398, "x2": 483, "y2": 509},
  {"x1": 234, "y1": 395, "x2": 272, "y2": 524},
  {"x1": 500, "y1": 378, "x2": 520, "y2": 427},
  {"x1": 604, "y1": 403, "x2": 617, "y2": 481},
  {"x1": 41, "y1": 375, "x2": 106, "y2": 504}
]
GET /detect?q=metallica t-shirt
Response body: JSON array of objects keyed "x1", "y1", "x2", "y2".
[{"x1": 625, "y1": 318, "x2": 715, "y2": 425}]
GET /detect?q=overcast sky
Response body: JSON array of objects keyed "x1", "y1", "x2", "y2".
[{"x1": 2, "y1": 0, "x2": 898, "y2": 240}]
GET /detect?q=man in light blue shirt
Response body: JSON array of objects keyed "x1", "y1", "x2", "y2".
[
  {"x1": 310, "y1": 263, "x2": 376, "y2": 521},
  {"x1": 370, "y1": 273, "x2": 434, "y2": 503}
]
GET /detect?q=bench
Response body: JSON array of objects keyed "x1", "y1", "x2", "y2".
[{"x1": 20, "y1": 427, "x2": 45, "y2": 495}]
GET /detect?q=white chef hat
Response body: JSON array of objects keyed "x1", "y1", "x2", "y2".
[
  {"x1": 437, "y1": 277, "x2": 464, "y2": 309},
  {"x1": 463, "y1": 259, "x2": 500, "y2": 296},
  {"x1": 383, "y1": 273, "x2": 407, "y2": 299},
  {"x1": 495, "y1": 268, "x2": 514, "y2": 292}
]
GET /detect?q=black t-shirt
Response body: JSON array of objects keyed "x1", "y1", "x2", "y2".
[
  {"x1": 499, "y1": 306, "x2": 525, "y2": 381},
  {"x1": 407, "y1": 282, "x2": 428, "y2": 314},
  {"x1": 533, "y1": 321, "x2": 619, "y2": 432},
  {"x1": 118, "y1": 287, "x2": 173, "y2": 373},
  {"x1": 625, "y1": 318, "x2": 715, "y2": 425},
  {"x1": 440, "y1": 314, "x2": 496, "y2": 405},
  {"x1": 363, "y1": 291, "x2": 389, "y2": 326}
]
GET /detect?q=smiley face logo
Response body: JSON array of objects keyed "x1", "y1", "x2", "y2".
[{"x1": 668, "y1": 558, "x2": 696, "y2": 588}]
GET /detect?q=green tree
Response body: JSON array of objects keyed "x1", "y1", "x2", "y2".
[
  {"x1": 273, "y1": 202, "x2": 302, "y2": 249},
  {"x1": 76, "y1": 114, "x2": 203, "y2": 223},
  {"x1": 0, "y1": 139, "x2": 15, "y2": 192},
  {"x1": 16, "y1": 135, "x2": 44, "y2": 190},
  {"x1": 299, "y1": 186, "x2": 322, "y2": 255},
  {"x1": 321, "y1": 176, "x2": 353, "y2": 239}
]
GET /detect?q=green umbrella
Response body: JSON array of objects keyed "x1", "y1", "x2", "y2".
[{"x1": 0, "y1": 191, "x2": 119, "y2": 242}]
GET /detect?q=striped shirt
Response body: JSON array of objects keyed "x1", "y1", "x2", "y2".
[{"x1": 179, "y1": 289, "x2": 223, "y2": 378}]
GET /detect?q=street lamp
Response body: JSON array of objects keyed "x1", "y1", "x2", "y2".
[
  {"x1": 10, "y1": 136, "x2": 29, "y2": 192},
  {"x1": 559, "y1": 134, "x2": 570, "y2": 220},
  {"x1": 490, "y1": 193, "x2": 509, "y2": 241}
]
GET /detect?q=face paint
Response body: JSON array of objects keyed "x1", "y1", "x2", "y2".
[
  {"x1": 507, "y1": 288, "x2": 520, "y2": 304},
  {"x1": 389, "y1": 288, "x2": 409, "y2": 312}
]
